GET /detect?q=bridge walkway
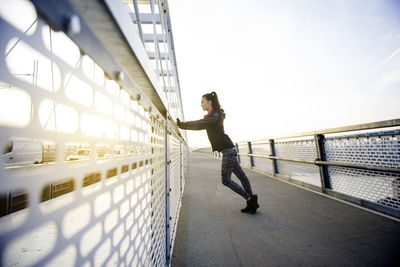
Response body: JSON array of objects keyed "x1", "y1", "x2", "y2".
[{"x1": 171, "y1": 152, "x2": 400, "y2": 267}]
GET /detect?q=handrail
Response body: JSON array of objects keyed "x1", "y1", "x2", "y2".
[
  {"x1": 235, "y1": 118, "x2": 400, "y2": 144},
  {"x1": 238, "y1": 153, "x2": 400, "y2": 174}
]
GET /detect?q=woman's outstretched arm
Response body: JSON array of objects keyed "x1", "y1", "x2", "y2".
[{"x1": 177, "y1": 113, "x2": 219, "y2": 130}]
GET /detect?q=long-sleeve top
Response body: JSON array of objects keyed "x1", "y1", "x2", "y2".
[{"x1": 177, "y1": 111, "x2": 234, "y2": 152}]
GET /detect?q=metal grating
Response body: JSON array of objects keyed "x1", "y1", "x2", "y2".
[
  {"x1": 329, "y1": 167, "x2": 400, "y2": 210},
  {"x1": 326, "y1": 133, "x2": 400, "y2": 210},
  {"x1": 252, "y1": 142, "x2": 273, "y2": 174},
  {"x1": 275, "y1": 139, "x2": 317, "y2": 161},
  {"x1": 0, "y1": 0, "x2": 186, "y2": 266},
  {"x1": 122, "y1": 0, "x2": 184, "y2": 122},
  {"x1": 237, "y1": 143, "x2": 251, "y2": 168},
  {"x1": 168, "y1": 133, "x2": 181, "y2": 247},
  {"x1": 325, "y1": 134, "x2": 400, "y2": 169},
  {"x1": 275, "y1": 139, "x2": 321, "y2": 186},
  {"x1": 276, "y1": 161, "x2": 321, "y2": 187}
]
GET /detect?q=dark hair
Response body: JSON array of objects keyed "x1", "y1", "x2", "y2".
[{"x1": 202, "y1": 91, "x2": 225, "y2": 120}]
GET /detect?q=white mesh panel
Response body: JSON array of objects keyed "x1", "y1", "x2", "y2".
[
  {"x1": 0, "y1": 2, "x2": 185, "y2": 266},
  {"x1": 275, "y1": 139, "x2": 321, "y2": 186}
]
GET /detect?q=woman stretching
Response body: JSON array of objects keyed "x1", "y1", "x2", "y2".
[{"x1": 177, "y1": 92, "x2": 259, "y2": 214}]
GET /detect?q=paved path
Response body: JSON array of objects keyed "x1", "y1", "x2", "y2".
[{"x1": 171, "y1": 152, "x2": 400, "y2": 267}]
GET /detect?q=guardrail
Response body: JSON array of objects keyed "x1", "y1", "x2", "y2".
[
  {"x1": 195, "y1": 119, "x2": 400, "y2": 218},
  {"x1": 0, "y1": 0, "x2": 186, "y2": 266}
]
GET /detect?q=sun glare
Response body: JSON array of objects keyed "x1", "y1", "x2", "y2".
[
  {"x1": 0, "y1": 0, "x2": 37, "y2": 36},
  {"x1": 39, "y1": 99, "x2": 79, "y2": 133},
  {"x1": 42, "y1": 26, "x2": 81, "y2": 68},
  {"x1": 81, "y1": 113, "x2": 105, "y2": 137},
  {"x1": 114, "y1": 103, "x2": 126, "y2": 122},
  {"x1": 6, "y1": 39, "x2": 62, "y2": 92},
  {"x1": 120, "y1": 126, "x2": 130, "y2": 141},
  {"x1": 95, "y1": 92, "x2": 113, "y2": 116},
  {"x1": 0, "y1": 86, "x2": 31, "y2": 128},
  {"x1": 64, "y1": 74, "x2": 93, "y2": 107},
  {"x1": 105, "y1": 79, "x2": 120, "y2": 97},
  {"x1": 82, "y1": 55, "x2": 105, "y2": 86}
]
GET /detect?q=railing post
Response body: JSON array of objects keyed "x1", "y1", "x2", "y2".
[
  {"x1": 314, "y1": 134, "x2": 331, "y2": 193},
  {"x1": 165, "y1": 124, "x2": 171, "y2": 265},
  {"x1": 180, "y1": 141, "x2": 183, "y2": 195},
  {"x1": 235, "y1": 143, "x2": 241, "y2": 163},
  {"x1": 248, "y1": 141, "x2": 255, "y2": 168},
  {"x1": 269, "y1": 139, "x2": 278, "y2": 176}
]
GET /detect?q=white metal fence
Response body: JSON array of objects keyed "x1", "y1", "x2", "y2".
[{"x1": 0, "y1": 0, "x2": 186, "y2": 266}]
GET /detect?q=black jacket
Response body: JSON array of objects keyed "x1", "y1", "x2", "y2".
[{"x1": 177, "y1": 111, "x2": 234, "y2": 152}]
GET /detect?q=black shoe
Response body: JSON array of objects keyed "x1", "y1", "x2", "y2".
[
  {"x1": 241, "y1": 200, "x2": 252, "y2": 213},
  {"x1": 249, "y1": 194, "x2": 259, "y2": 214}
]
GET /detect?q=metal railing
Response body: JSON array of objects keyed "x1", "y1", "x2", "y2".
[
  {"x1": 195, "y1": 119, "x2": 400, "y2": 218},
  {"x1": 0, "y1": 0, "x2": 186, "y2": 266}
]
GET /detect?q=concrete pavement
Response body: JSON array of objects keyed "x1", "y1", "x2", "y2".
[{"x1": 171, "y1": 152, "x2": 400, "y2": 267}]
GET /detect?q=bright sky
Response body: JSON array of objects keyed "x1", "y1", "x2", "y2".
[{"x1": 168, "y1": 0, "x2": 400, "y2": 147}]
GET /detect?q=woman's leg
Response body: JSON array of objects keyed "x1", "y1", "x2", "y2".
[
  {"x1": 232, "y1": 158, "x2": 253, "y2": 197},
  {"x1": 233, "y1": 161, "x2": 259, "y2": 214},
  {"x1": 221, "y1": 153, "x2": 250, "y2": 199}
]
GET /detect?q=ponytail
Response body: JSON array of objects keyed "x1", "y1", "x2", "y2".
[{"x1": 203, "y1": 91, "x2": 225, "y2": 120}]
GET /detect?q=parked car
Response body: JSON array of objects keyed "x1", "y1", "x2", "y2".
[
  {"x1": 104, "y1": 148, "x2": 125, "y2": 158},
  {"x1": 66, "y1": 148, "x2": 91, "y2": 161},
  {"x1": 127, "y1": 149, "x2": 136, "y2": 155},
  {"x1": 43, "y1": 143, "x2": 57, "y2": 163},
  {"x1": 3, "y1": 140, "x2": 43, "y2": 166}
]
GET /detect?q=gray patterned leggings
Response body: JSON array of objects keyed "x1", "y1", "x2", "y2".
[{"x1": 221, "y1": 147, "x2": 253, "y2": 199}]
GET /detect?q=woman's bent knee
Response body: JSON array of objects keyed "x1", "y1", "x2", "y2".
[{"x1": 221, "y1": 179, "x2": 230, "y2": 186}]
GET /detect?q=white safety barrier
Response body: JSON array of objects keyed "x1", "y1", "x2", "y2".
[{"x1": 0, "y1": 0, "x2": 186, "y2": 266}]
